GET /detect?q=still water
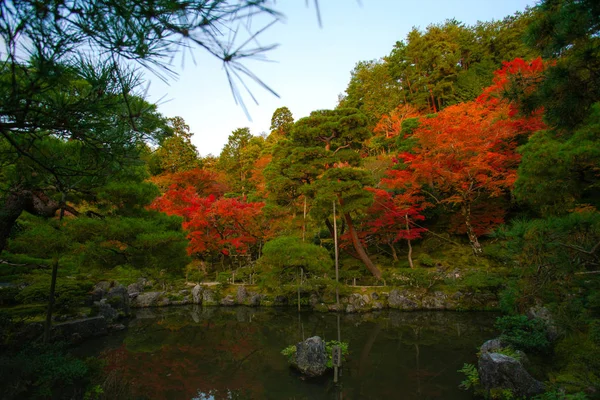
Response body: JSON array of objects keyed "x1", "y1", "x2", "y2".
[{"x1": 78, "y1": 306, "x2": 497, "y2": 400}]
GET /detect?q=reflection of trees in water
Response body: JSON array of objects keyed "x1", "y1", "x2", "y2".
[{"x1": 94, "y1": 307, "x2": 497, "y2": 400}]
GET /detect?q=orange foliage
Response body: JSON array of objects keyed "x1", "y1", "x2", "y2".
[
  {"x1": 403, "y1": 93, "x2": 544, "y2": 236},
  {"x1": 248, "y1": 155, "x2": 271, "y2": 198},
  {"x1": 373, "y1": 104, "x2": 420, "y2": 138},
  {"x1": 150, "y1": 168, "x2": 229, "y2": 197}
]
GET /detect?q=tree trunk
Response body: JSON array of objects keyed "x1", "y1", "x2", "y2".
[
  {"x1": 324, "y1": 218, "x2": 361, "y2": 260},
  {"x1": 302, "y1": 195, "x2": 307, "y2": 242},
  {"x1": 44, "y1": 257, "x2": 59, "y2": 343},
  {"x1": 388, "y1": 240, "x2": 398, "y2": 262},
  {"x1": 0, "y1": 191, "x2": 27, "y2": 252},
  {"x1": 342, "y1": 211, "x2": 381, "y2": 279},
  {"x1": 462, "y1": 203, "x2": 483, "y2": 255},
  {"x1": 0, "y1": 188, "x2": 79, "y2": 252},
  {"x1": 406, "y1": 214, "x2": 414, "y2": 268}
]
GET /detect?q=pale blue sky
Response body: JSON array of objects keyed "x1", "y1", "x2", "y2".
[{"x1": 145, "y1": 0, "x2": 537, "y2": 157}]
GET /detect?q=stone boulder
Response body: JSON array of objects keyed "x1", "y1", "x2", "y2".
[
  {"x1": 95, "y1": 299, "x2": 118, "y2": 323},
  {"x1": 220, "y1": 295, "x2": 236, "y2": 306},
  {"x1": 247, "y1": 293, "x2": 261, "y2": 307},
  {"x1": 422, "y1": 291, "x2": 448, "y2": 309},
  {"x1": 131, "y1": 291, "x2": 162, "y2": 308},
  {"x1": 293, "y1": 336, "x2": 328, "y2": 377},
  {"x1": 107, "y1": 284, "x2": 130, "y2": 315},
  {"x1": 478, "y1": 352, "x2": 544, "y2": 398},
  {"x1": 480, "y1": 338, "x2": 506, "y2": 354},
  {"x1": 192, "y1": 284, "x2": 203, "y2": 305},
  {"x1": 127, "y1": 278, "x2": 147, "y2": 295},
  {"x1": 388, "y1": 289, "x2": 418, "y2": 310},
  {"x1": 202, "y1": 288, "x2": 217, "y2": 305},
  {"x1": 236, "y1": 286, "x2": 247, "y2": 303},
  {"x1": 346, "y1": 293, "x2": 370, "y2": 312}
]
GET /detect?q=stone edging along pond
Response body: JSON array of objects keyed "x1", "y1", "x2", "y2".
[
  {"x1": 90, "y1": 279, "x2": 499, "y2": 321},
  {"x1": 45, "y1": 279, "x2": 498, "y2": 343}
]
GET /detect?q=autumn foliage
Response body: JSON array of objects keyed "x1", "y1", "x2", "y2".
[{"x1": 150, "y1": 171, "x2": 266, "y2": 258}]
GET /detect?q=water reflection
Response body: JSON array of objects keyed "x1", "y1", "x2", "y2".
[{"x1": 80, "y1": 307, "x2": 497, "y2": 400}]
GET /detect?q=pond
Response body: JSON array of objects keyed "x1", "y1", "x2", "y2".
[{"x1": 77, "y1": 306, "x2": 498, "y2": 400}]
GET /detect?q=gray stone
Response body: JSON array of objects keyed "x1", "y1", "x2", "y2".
[
  {"x1": 127, "y1": 283, "x2": 140, "y2": 295},
  {"x1": 478, "y1": 352, "x2": 545, "y2": 398},
  {"x1": 95, "y1": 300, "x2": 118, "y2": 323},
  {"x1": 388, "y1": 289, "x2": 418, "y2": 310},
  {"x1": 274, "y1": 295, "x2": 288, "y2": 305},
  {"x1": 346, "y1": 304, "x2": 356, "y2": 313},
  {"x1": 179, "y1": 289, "x2": 189, "y2": 295},
  {"x1": 94, "y1": 281, "x2": 111, "y2": 293},
  {"x1": 220, "y1": 295, "x2": 236, "y2": 306},
  {"x1": 202, "y1": 288, "x2": 216, "y2": 304},
  {"x1": 480, "y1": 338, "x2": 506, "y2": 354},
  {"x1": 107, "y1": 284, "x2": 130, "y2": 314},
  {"x1": 372, "y1": 302, "x2": 384, "y2": 310},
  {"x1": 347, "y1": 293, "x2": 368, "y2": 311},
  {"x1": 108, "y1": 323, "x2": 126, "y2": 331},
  {"x1": 236, "y1": 286, "x2": 247, "y2": 303},
  {"x1": 192, "y1": 284, "x2": 203, "y2": 304},
  {"x1": 157, "y1": 297, "x2": 171, "y2": 307},
  {"x1": 294, "y1": 336, "x2": 328, "y2": 377},
  {"x1": 422, "y1": 291, "x2": 447, "y2": 309},
  {"x1": 131, "y1": 291, "x2": 162, "y2": 307},
  {"x1": 371, "y1": 292, "x2": 379, "y2": 301},
  {"x1": 247, "y1": 293, "x2": 261, "y2": 306},
  {"x1": 52, "y1": 316, "x2": 107, "y2": 341}
]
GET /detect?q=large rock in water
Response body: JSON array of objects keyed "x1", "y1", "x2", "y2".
[
  {"x1": 131, "y1": 291, "x2": 162, "y2": 307},
  {"x1": 294, "y1": 336, "x2": 328, "y2": 377},
  {"x1": 236, "y1": 286, "x2": 247, "y2": 303},
  {"x1": 192, "y1": 284, "x2": 203, "y2": 304},
  {"x1": 107, "y1": 284, "x2": 130, "y2": 315},
  {"x1": 388, "y1": 289, "x2": 418, "y2": 310},
  {"x1": 478, "y1": 352, "x2": 544, "y2": 398}
]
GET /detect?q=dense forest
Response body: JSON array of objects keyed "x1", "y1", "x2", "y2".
[{"x1": 1, "y1": 0, "x2": 599, "y2": 399}]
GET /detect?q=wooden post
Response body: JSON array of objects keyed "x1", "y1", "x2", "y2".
[
  {"x1": 333, "y1": 200, "x2": 339, "y2": 309},
  {"x1": 302, "y1": 195, "x2": 307, "y2": 242},
  {"x1": 332, "y1": 345, "x2": 341, "y2": 383},
  {"x1": 297, "y1": 267, "x2": 301, "y2": 312},
  {"x1": 43, "y1": 258, "x2": 59, "y2": 343}
]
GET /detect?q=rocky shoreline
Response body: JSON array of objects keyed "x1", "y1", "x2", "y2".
[
  {"x1": 41, "y1": 279, "x2": 499, "y2": 343},
  {"x1": 91, "y1": 279, "x2": 499, "y2": 316}
]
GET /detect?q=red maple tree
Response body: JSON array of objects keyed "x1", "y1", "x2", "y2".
[{"x1": 402, "y1": 97, "x2": 543, "y2": 254}]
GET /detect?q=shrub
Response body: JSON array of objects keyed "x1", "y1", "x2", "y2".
[
  {"x1": 458, "y1": 363, "x2": 479, "y2": 390},
  {"x1": 495, "y1": 315, "x2": 550, "y2": 353},
  {"x1": 281, "y1": 340, "x2": 349, "y2": 369},
  {"x1": 0, "y1": 342, "x2": 90, "y2": 399},
  {"x1": 15, "y1": 279, "x2": 93, "y2": 313},
  {"x1": 417, "y1": 253, "x2": 436, "y2": 267},
  {"x1": 395, "y1": 268, "x2": 443, "y2": 289}
]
